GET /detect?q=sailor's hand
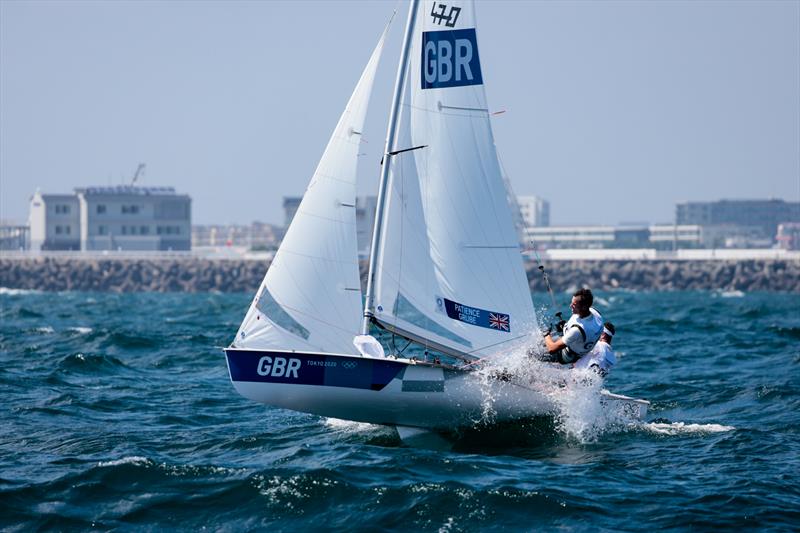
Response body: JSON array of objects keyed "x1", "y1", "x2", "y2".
[
  {"x1": 556, "y1": 320, "x2": 567, "y2": 334},
  {"x1": 544, "y1": 324, "x2": 554, "y2": 337}
]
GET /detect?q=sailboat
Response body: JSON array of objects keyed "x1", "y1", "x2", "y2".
[{"x1": 224, "y1": 0, "x2": 648, "y2": 441}]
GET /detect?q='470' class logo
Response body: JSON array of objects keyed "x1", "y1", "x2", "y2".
[{"x1": 430, "y1": 2, "x2": 461, "y2": 27}]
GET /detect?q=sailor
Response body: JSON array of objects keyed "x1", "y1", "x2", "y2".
[
  {"x1": 541, "y1": 288, "x2": 604, "y2": 364},
  {"x1": 573, "y1": 322, "x2": 617, "y2": 377}
]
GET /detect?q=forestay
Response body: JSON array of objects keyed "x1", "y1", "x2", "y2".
[
  {"x1": 234, "y1": 27, "x2": 388, "y2": 355},
  {"x1": 372, "y1": 0, "x2": 536, "y2": 359}
]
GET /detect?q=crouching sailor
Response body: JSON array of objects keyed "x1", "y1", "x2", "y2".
[
  {"x1": 574, "y1": 322, "x2": 617, "y2": 377},
  {"x1": 541, "y1": 288, "x2": 604, "y2": 364}
]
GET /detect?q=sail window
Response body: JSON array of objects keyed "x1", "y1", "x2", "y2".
[
  {"x1": 393, "y1": 293, "x2": 471, "y2": 348},
  {"x1": 255, "y1": 285, "x2": 310, "y2": 340}
]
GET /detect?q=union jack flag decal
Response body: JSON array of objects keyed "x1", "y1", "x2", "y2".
[
  {"x1": 438, "y1": 296, "x2": 512, "y2": 333},
  {"x1": 488, "y1": 313, "x2": 510, "y2": 332}
]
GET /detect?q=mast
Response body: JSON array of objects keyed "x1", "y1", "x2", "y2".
[{"x1": 361, "y1": 0, "x2": 420, "y2": 335}]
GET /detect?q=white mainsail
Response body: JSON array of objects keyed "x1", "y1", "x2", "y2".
[
  {"x1": 234, "y1": 25, "x2": 389, "y2": 355},
  {"x1": 371, "y1": 0, "x2": 537, "y2": 359}
]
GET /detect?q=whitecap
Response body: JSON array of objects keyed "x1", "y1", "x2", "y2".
[
  {"x1": 439, "y1": 517, "x2": 456, "y2": 533},
  {"x1": 35, "y1": 326, "x2": 55, "y2": 334},
  {"x1": 720, "y1": 290, "x2": 745, "y2": 298},
  {"x1": 97, "y1": 456, "x2": 151, "y2": 467},
  {"x1": 594, "y1": 296, "x2": 612, "y2": 308},
  {"x1": 68, "y1": 327, "x2": 93, "y2": 334},
  {"x1": 324, "y1": 417, "x2": 389, "y2": 435},
  {"x1": 0, "y1": 287, "x2": 41, "y2": 295},
  {"x1": 641, "y1": 422, "x2": 735, "y2": 435}
]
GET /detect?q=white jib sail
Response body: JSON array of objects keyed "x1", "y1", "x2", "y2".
[
  {"x1": 234, "y1": 25, "x2": 389, "y2": 354},
  {"x1": 373, "y1": 0, "x2": 537, "y2": 359}
]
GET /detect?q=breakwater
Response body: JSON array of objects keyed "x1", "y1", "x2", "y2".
[{"x1": 2, "y1": 257, "x2": 798, "y2": 293}]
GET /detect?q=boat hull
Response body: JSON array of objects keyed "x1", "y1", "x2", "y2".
[{"x1": 224, "y1": 348, "x2": 557, "y2": 429}]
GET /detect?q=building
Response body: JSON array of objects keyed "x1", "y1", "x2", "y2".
[
  {"x1": 776, "y1": 223, "x2": 800, "y2": 250},
  {"x1": 525, "y1": 225, "x2": 615, "y2": 248},
  {"x1": 29, "y1": 186, "x2": 191, "y2": 252},
  {"x1": 0, "y1": 224, "x2": 30, "y2": 251},
  {"x1": 192, "y1": 222, "x2": 282, "y2": 250},
  {"x1": 676, "y1": 199, "x2": 800, "y2": 245},
  {"x1": 517, "y1": 195, "x2": 550, "y2": 227},
  {"x1": 648, "y1": 225, "x2": 703, "y2": 250},
  {"x1": 283, "y1": 197, "x2": 303, "y2": 228},
  {"x1": 526, "y1": 224, "x2": 705, "y2": 250},
  {"x1": 29, "y1": 193, "x2": 81, "y2": 250}
]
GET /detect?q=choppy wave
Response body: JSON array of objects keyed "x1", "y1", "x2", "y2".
[{"x1": 1, "y1": 291, "x2": 798, "y2": 531}]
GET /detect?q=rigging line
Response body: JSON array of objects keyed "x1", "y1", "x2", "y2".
[{"x1": 528, "y1": 235, "x2": 559, "y2": 317}]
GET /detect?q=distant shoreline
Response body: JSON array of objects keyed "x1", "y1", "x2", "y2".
[{"x1": 2, "y1": 256, "x2": 798, "y2": 293}]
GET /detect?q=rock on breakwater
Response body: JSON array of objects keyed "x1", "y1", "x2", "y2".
[
  {"x1": 527, "y1": 259, "x2": 800, "y2": 293},
  {"x1": 1, "y1": 256, "x2": 799, "y2": 293}
]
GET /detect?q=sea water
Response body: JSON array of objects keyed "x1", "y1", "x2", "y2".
[{"x1": 1, "y1": 290, "x2": 798, "y2": 530}]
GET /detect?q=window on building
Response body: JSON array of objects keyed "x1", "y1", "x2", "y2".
[
  {"x1": 121, "y1": 205, "x2": 140, "y2": 215},
  {"x1": 55, "y1": 205, "x2": 71, "y2": 214},
  {"x1": 122, "y1": 226, "x2": 128, "y2": 235},
  {"x1": 140, "y1": 226, "x2": 149, "y2": 235},
  {"x1": 97, "y1": 204, "x2": 106, "y2": 214},
  {"x1": 65, "y1": 225, "x2": 71, "y2": 235},
  {"x1": 98, "y1": 225, "x2": 107, "y2": 235},
  {"x1": 55, "y1": 225, "x2": 63, "y2": 235}
]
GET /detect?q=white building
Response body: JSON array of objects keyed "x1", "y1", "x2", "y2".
[
  {"x1": 517, "y1": 195, "x2": 550, "y2": 227},
  {"x1": 525, "y1": 225, "x2": 615, "y2": 248},
  {"x1": 29, "y1": 193, "x2": 81, "y2": 251},
  {"x1": 29, "y1": 186, "x2": 191, "y2": 251},
  {"x1": 648, "y1": 224, "x2": 702, "y2": 249}
]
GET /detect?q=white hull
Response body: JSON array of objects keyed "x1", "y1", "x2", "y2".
[{"x1": 224, "y1": 348, "x2": 647, "y2": 429}]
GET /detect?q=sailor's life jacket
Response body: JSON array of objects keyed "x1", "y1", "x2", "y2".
[{"x1": 560, "y1": 307, "x2": 604, "y2": 362}]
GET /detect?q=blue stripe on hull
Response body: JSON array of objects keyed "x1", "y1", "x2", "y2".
[{"x1": 225, "y1": 349, "x2": 406, "y2": 391}]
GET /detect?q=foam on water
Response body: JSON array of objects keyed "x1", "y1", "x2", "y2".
[
  {"x1": 713, "y1": 289, "x2": 746, "y2": 298},
  {"x1": 68, "y1": 326, "x2": 93, "y2": 334},
  {"x1": 641, "y1": 422, "x2": 736, "y2": 435},
  {"x1": 97, "y1": 456, "x2": 152, "y2": 468},
  {"x1": 469, "y1": 338, "x2": 650, "y2": 443},
  {"x1": 324, "y1": 417, "x2": 381, "y2": 433},
  {"x1": 0, "y1": 287, "x2": 42, "y2": 295}
]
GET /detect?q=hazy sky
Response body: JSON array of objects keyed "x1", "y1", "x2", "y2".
[{"x1": 1, "y1": 0, "x2": 798, "y2": 227}]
